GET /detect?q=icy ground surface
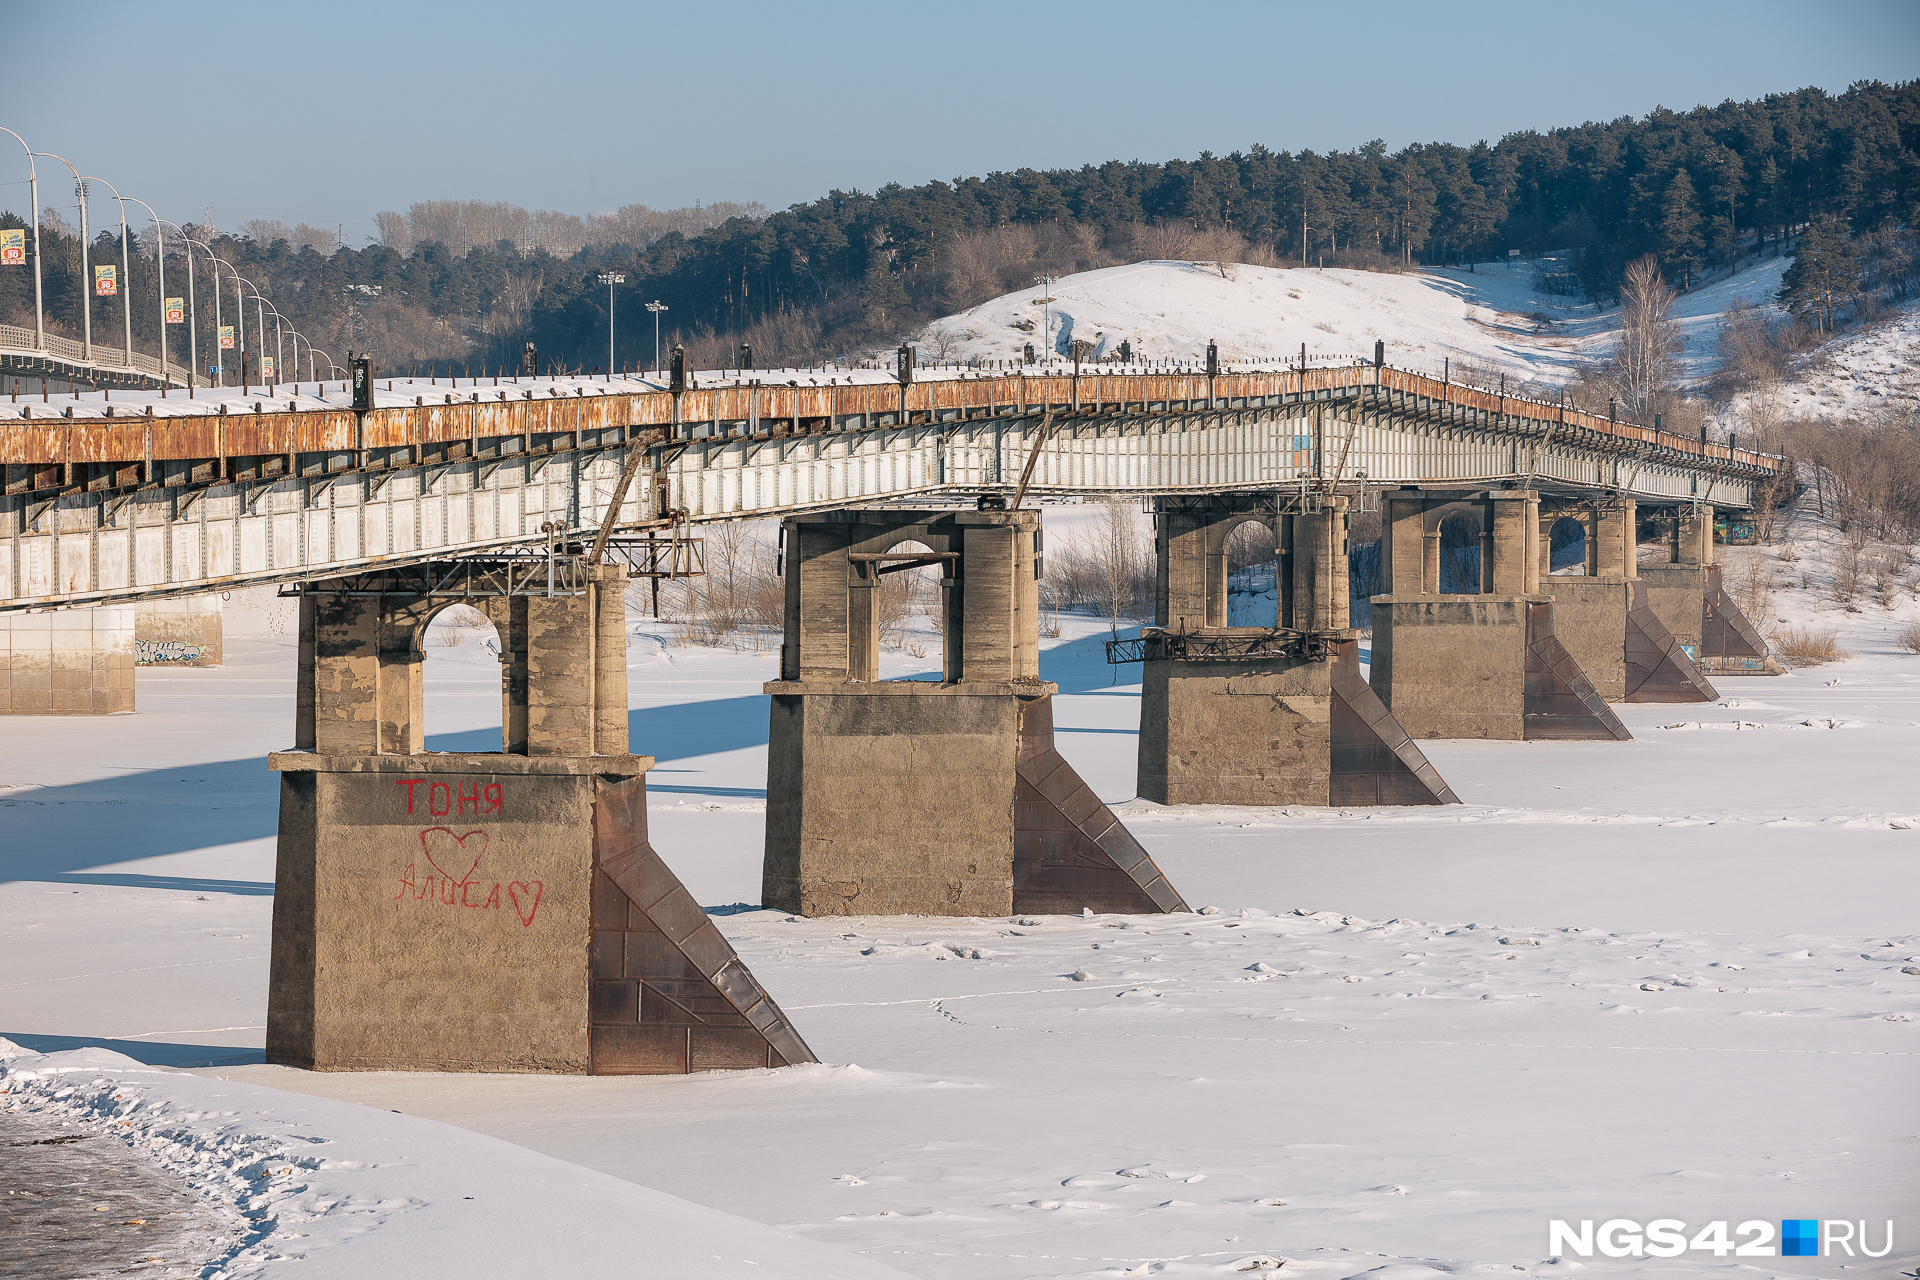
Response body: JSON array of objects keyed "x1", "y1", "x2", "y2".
[
  {"x1": 0, "y1": 1091, "x2": 230, "y2": 1279},
  {"x1": 2, "y1": 511, "x2": 1917, "y2": 1278},
  {"x1": 0, "y1": 1041, "x2": 913, "y2": 1279}
]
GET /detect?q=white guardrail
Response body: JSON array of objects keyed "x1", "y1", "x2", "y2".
[{"x1": 0, "y1": 323, "x2": 192, "y2": 385}]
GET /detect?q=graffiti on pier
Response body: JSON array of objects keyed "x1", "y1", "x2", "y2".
[
  {"x1": 390, "y1": 779, "x2": 540, "y2": 926},
  {"x1": 395, "y1": 827, "x2": 544, "y2": 926},
  {"x1": 135, "y1": 641, "x2": 209, "y2": 665}
]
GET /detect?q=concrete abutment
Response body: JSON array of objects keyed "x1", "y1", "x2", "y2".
[
  {"x1": 135, "y1": 595, "x2": 223, "y2": 667},
  {"x1": 0, "y1": 607, "x2": 135, "y2": 714}
]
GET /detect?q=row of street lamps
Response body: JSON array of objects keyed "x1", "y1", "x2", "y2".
[
  {"x1": 597, "y1": 269, "x2": 671, "y2": 372},
  {"x1": 1, "y1": 126, "x2": 338, "y2": 393}
]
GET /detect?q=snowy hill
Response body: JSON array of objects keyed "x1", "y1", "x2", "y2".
[
  {"x1": 918, "y1": 256, "x2": 1790, "y2": 390},
  {"x1": 1758, "y1": 302, "x2": 1920, "y2": 422}
]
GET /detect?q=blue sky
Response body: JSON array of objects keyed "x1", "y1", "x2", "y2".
[{"x1": 5, "y1": 0, "x2": 1915, "y2": 245}]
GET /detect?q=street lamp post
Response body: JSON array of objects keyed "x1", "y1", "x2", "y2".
[
  {"x1": 235, "y1": 275, "x2": 250, "y2": 388},
  {"x1": 207, "y1": 254, "x2": 247, "y2": 388},
  {"x1": 0, "y1": 128, "x2": 44, "y2": 351},
  {"x1": 117, "y1": 195, "x2": 171, "y2": 386},
  {"x1": 645, "y1": 300, "x2": 667, "y2": 372},
  {"x1": 78, "y1": 175, "x2": 134, "y2": 371},
  {"x1": 33, "y1": 153, "x2": 90, "y2": 363},
  {"x1": 225, "y1": 272, "x2": 263, "y2": 389},
  {"x1": 598, "y1": 272, "x2": 625, "y2": 375},
  {"x1": 157, "y1": 220, "x2": 201, "y2": 394},
  {"x1": 254, "y1": 293, "x2": 269, "y2": 386}
]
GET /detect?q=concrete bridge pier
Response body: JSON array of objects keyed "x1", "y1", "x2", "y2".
[
  {"x1": 135, "y1": 596, "x2": 224, "y2": 668},
  {"x1": 269, "y1": 558, "x2": 815, "y2": 1075},
  {"x1": 1135, "y1": 494, "x2": 1456, "y2": 806},
  {"x1": 0, "y1": 607, "x2": 136, "y2": 714},
  {"x1": 1533, "y1": 497, "x2": 1717, "y2": 704},
  {"x1": 1370, "y1": 487, "x2": 1629, "y2": 741},
  {"x1": 764, "y1": 508, "x2": 1186, "y2": 917},
  {"x1": 1637, "y1": 503, "x2": 1785, "y2": 677}
]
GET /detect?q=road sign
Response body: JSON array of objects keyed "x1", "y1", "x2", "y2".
[
  {"x1": 165, "y1": 297, "x2": 184, "y2": 324},
  {"x1": 94, "y1": 264, "x2": 117, "y2": 296},
  {"x1": 0, "y1": 230, "x2": 23, "y2": 265}
]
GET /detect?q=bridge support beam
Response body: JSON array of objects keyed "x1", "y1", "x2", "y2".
[
  {"x1": 1371, "y1": 488, "x2": 1630, "y2": 741},
  {"x1": 0, "y1": 606, "x2": 136, "y2": 714},
  {"x1": 135, "y1": 596, "x2": 223, "y2": 668},
  {"x1": 269, "y1": 560, "x2": 815, "y2": 1075},
  {"x1": 1135, "y1": 494, "x2": 1454, "y2": 806},
  {"x1": 765, "y1": 509, "x2": 1186, "y2": 917}
]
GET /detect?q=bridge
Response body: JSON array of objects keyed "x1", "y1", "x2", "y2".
[
  {"x1": 1, "y1": 363, "x2": 1774, "y2": 614},
  {"x1": 1, "y1": 356, "x2": 1785, "y2": 1074}
]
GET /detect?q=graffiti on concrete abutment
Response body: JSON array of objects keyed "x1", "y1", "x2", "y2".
[{"x1": 136, "y1": 641, "x2": 208, "y2": 665}]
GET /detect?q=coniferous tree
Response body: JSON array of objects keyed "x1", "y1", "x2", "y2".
[
  {"x1": 1778, "y1": 215, "x2": 1862, "y2": 332},
  {"x1": 1658, "y1": 170, "x2": 1705, "y2": 281}
]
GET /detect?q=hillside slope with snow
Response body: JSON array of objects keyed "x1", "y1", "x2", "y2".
[{"x1": 918, "y1": 257, "x2": 1791, "y2": 390}]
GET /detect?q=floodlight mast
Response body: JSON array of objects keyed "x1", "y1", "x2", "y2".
[
  {"x1": 599, "y1": 272, "x2": 625, "y2": 377},
  {"x1": 1031, "y1": 275, "x2": 1055, "y2": 365},
  {"x1": 644, "y1": 299, "x2": 668, "y2": 372}
]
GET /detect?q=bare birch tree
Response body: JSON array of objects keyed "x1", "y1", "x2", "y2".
[
  {"x1": 1075, "y1": 502, "x2": 1153, "y2": 636},
  {"x1": 1608, "y1": 254, "x2": 1683, "y2": 420}
]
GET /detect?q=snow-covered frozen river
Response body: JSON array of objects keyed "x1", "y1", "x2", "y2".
[{"x1": 2, "y1": 495, "x2": 1916, "y2": 1278}]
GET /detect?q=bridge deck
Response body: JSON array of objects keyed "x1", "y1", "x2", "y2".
[{"x1": 0, "y1": 366, "x2": 1776, "y2": 612}]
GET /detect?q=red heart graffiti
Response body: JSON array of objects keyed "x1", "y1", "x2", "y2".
[
  {"x1": 419, "y1": 827, "x2": 488, "y2": 885},
  {"x1": 508, "y1": 880, "x2": 544, "y2": 927}
]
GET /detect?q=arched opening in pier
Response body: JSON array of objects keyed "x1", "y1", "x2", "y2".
[
  {"x1": 1549, "y1": 516, "x2": 1588, "y2": 574},
  {"x1": 421, "y1": 603, "x2": 505, "y2": 751},
  {"x1": 1224, "y1": 518, "x2": 1278, "y2": 626},
  {"x1": 1438, "y1": 511, "x2": 1484, "y2": 594}
]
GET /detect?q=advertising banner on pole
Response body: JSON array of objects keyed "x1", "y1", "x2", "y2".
[
  {"x1": 0, "y1": 230, "x2": 24, "y2": 265},
  {"x1": 218, "y1": 325, "x2": 234, "y2": 349},
  {"x1": 94, "y1": 264, "x2": 117, "y2": 296},
  {"x1": 261, "y1": 355, "x2": 276, "y2": 379},
  {"x1": 165, "y1": 297, "x2": 184, "y2": 324}
]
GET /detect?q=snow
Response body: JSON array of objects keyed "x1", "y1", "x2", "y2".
[
  {"x1": 0, "y1": 1042, "x2": 915, "y2": 1279},
  {"x1": 3, "y1": 476, "x2": 1917, "y2": 1277},
  {"x1": 918, "y1": 257, "x2": 1792, "y2": 389},
  {"x1": 1748, "y1": 303, "x2": 1920, "y2": 422}
]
